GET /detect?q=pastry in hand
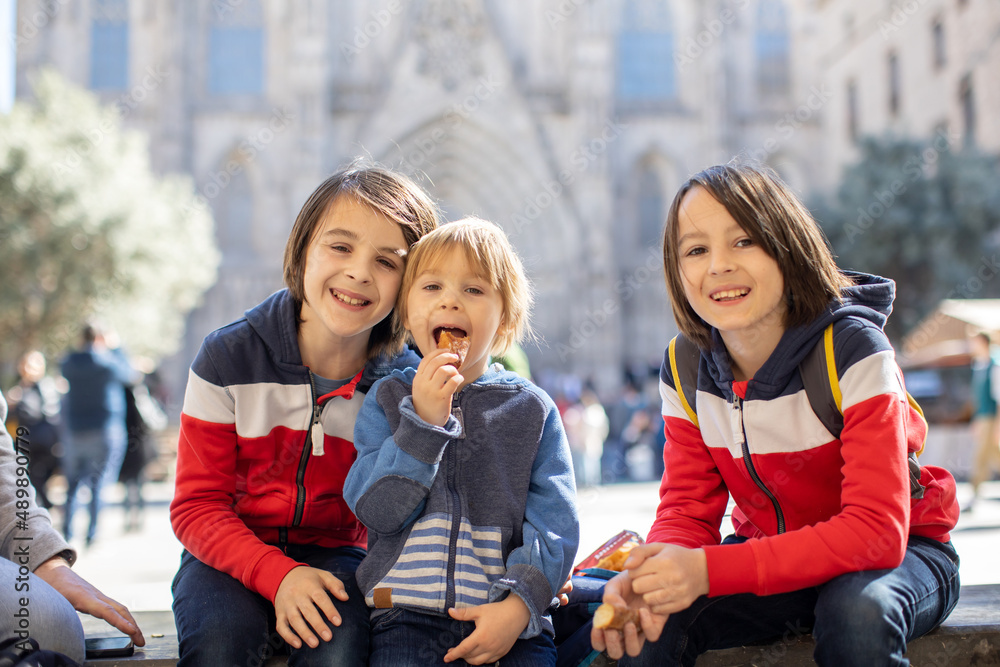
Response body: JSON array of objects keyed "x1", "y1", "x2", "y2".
[
  {"x1": 596, "y1": 543, "x2": 635, "y2": 571},
  {"x1": 437, "y1": 329, "x2": 470, "y2": 368},
  {"x1": 593, "y1": 603, "x2": 641, "y2": 630}
]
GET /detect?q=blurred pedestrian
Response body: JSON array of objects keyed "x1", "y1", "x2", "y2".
[
  {"x1": 602, "y1": 381, "x2": 646, "y2": 483},
  {"x1": 119, "y1": 373, "x2": 166, "y2": 532},
  {"x1": 565, "y1": 389, "x2": 609, "y2": 487},
  {"x1": 60, "y1": 323, "x2": 137, "y2": 545},
  {"x1": 965, "y1": 330, "x2": 1000, "y2": 511},
  {"x1": 5, "y1": 350, "x2": 62, "y2": 509}
]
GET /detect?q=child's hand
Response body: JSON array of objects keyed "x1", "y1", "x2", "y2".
[
  {"x1": 444, "y1": 594, "x2": 531, "y2": 664},
  {"x1": 626, "y1": 543, "x2": 709, "y2": 616},
  {"x1": 412, "y1": 348, "x2": 464, "y2": 427},
  {"x1": 591, "y1": 570, "x2": 667, "y2": 660},
  {"x1": 273, "y1": 566, "x2": 349, "y2": 649}
]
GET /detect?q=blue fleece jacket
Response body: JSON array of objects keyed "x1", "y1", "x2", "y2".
[{"x1": 345, "y1": 364, "x2": 579, "y2": 638}]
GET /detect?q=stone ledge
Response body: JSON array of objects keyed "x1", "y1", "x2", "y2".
[{"x1": 82, "y1": 585, "x2": 1000, "y2": 666}]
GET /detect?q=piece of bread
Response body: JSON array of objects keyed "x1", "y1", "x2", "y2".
[
  {"x1": 593, "y1": 603, "x2": 641, "y2": 630},
  {"x1": 596, "y1": 543, "x2": 635, "y2": 571},
  {"x1": 437, "y1": 330, "x2": 470, "y2": 367}
]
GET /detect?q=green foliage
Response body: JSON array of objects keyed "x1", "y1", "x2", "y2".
[
  {"x1": 0, "y1": 70, "x2": 219, "y2": 364},
  {"x1": 814, "y1": 134, "x2": 1000, "y2": 343}
]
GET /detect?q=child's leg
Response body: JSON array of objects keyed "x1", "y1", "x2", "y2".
[
  {"x1": 287, "y1": 545, "x2": 370, "y2": 667},
  {"x1": 369, "y1": 607, "x2": 461, "y2": 666},
  {"x1": 812, "y1": 536, "x2": 960, "y2": 665},
  {"x1": 171, "y1": 551, "x2": 279, "y2": 667},
  {"x1": 497, "y1": 632, "x2": 557, "y2": 666},
  {"x1": 368, "y1": 605, "x2": 557, "y2": 666},
  {"x1": 619, "y1": 588, "x2": 819, "y2": 667}
]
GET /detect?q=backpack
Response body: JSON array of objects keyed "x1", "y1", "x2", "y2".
[
  {"x1": 667, "y1": 323, "x2": 926, "y2": 499},
  {"x1": 0, "y1": 638, "x2": 80, "y2": 667}
]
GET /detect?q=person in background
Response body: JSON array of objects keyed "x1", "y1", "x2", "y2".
[
  {"x1": 119, "y1": 370, "x2": 167, "y2": 532},
  {"x1": 60, "y1": 323, "x2": 137, "y2": 546},
  {"x1": 966, "y1": 331, "x2": 1000, "y2": 512},
  {"x1": 0, "y1": 390, "x2": 145, "y2": 663},
  {"x1": 6, "y1": 350, "x2": 62, "y2": 509},
  {"x1": 602, "y1": 381, "x2": 646, "y2": 483}
]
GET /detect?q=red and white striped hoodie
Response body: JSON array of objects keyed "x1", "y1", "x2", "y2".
[{"x1": 652, "y1": 273, "x2": 959, "y2": 597}]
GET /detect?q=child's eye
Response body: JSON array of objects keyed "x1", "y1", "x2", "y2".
[
  {"x1": 735, "y1": 238, "x2": 754, "y2": 248},
  {"x1": 330, "y1": 244, "x2": 350, "y2": 253},
  {"x1": 422, "y1": 283, "x2": 441, "y2": 291},
  {"x1": 465, "y1": 287, "x2": 484, "y2": 295},
  {"x1": 376, "y1": 257, "x2": 398, "y2": 269},
  {"x1": 683, "y1": 246, "x2": 706, "y2": 257}
]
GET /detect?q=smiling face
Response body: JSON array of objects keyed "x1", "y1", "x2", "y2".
[
  {"x1": 403, "y1": 245, "x2": 505, "y2": 387},
  {"x1": 676, "y1": 186, "x2": 787, "y2": 354},
  {"x1": 298, "y1": 195, "x2": 408, "y2": 362}
]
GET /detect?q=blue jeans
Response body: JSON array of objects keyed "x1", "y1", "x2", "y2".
[
  {"x1": 369, "y1": 607, "x2": 557, "y2": 666},
  {"x1": 622, "y1": 535, "x2": 961, "y2": 667},
  {"x1": 0, "y1": 558, "x2": 86, "y2": 663},
  {"x1": 62, "y1": 423, "x2": 124, "y2": 543},
  {"x1": 172, "y1": 545, "x2": 369, "y2": 667}
]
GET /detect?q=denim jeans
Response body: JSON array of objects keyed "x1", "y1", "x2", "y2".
[
  {"x1": 368, "y1": 606, "x2": 557, "y2": 666},
  {"x1": 62, "y1": 423, "x2": 124, "y2": 543},
  {"x1": 172, "y1": 545, "x2": 369, "y2": 667},
  {"x1": 621, "y1": 535, "x2": 961, "y2": 667},
  {"x1": 0, "y1": 558, "x2": 86, "y2": 663}
]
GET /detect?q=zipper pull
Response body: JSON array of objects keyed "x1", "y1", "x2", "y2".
[
  {"x1": 730, "y1": 396, "x2": 745, "y2": 446},
  {"x1": 311, "y1": 406, "x2": 324, "y2": 456}
]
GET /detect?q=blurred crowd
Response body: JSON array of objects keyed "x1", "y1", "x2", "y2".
[
  {"x1": 539, "y1": 368, "x2": 665, "y2": 489},
  {"x1": 3, "y1": 323, "x2": 168, "y2": 547}
]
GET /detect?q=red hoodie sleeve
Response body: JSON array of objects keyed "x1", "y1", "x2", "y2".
[
  {"x1": 169, "y1": 366, "x2": 303, "y2": 602},
  {"x1": 647, "y1": 375, "x2": 730, "y2": 548}
]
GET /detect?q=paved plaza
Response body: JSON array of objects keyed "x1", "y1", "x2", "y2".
[{"x1": 62, "y1": 478, "x2": 1000, "y2": 630}]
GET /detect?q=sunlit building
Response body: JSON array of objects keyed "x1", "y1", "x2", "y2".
[{"x1": 16, "y1": 0, "x2": 993, "y2": 395}]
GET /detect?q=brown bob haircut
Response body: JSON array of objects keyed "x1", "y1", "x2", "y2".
[
  {"x1": 663, "y1": 160, "x2": 851, "y2": 349},
  {"x1": 282, "y1": 161, "x2": 441, "y2": 360}
]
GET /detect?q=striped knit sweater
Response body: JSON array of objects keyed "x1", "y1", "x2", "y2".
[{"x1": 345, "y1": 365, "x2": 579, "y2": 638}]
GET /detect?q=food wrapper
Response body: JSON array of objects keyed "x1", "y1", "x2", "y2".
[{"x1": 573, "y1": 529, "x2": 644, "y2": 577}]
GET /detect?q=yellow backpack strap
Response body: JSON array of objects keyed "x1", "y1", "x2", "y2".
[
  {"x1": 668, "y1": 335, "x2": 700, "y2": 429},
  {"x1": 803, "y1": 323, "x2": 926, "y2": 499},
  {"x1": 823, "y1": 324, "x2": 843, "y2": 414},
  {"x1": 800, "y1": 324, "x2": 844, "y2": 437}
]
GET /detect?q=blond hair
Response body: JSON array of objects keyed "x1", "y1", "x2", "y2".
[{"x1": 397, "y1": 218, "x2": 533, "y2": 357}]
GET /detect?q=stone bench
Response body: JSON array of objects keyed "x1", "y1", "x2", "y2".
[{"x1": 82, "y1": 584, "x2": 1000, "y2": 666}]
